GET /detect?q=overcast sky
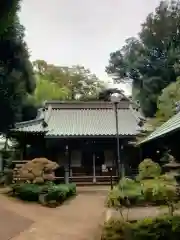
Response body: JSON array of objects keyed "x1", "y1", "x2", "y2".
[{"x1": 19, "y1": 0, "x2": 161, "y2": 80}]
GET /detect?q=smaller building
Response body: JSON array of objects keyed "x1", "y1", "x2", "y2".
[
  {"x1": 139, "y1": 111, "x2": 180, "y2": 161},
  {"x1": 11, "y1": 101, "x2": 142, "y2": 183}
]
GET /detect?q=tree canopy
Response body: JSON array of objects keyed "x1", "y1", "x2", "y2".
[
  {"x1": 32, "y1": 60, "x2": 104, "y2": 103},
  {"x1": 29, "y1": 76, "x2": 70, "y2": 106},
  {"x1": 106, "y1": 0, "x2": 180, "y2": 117},
  {"x1": 0, "y1": 1, "x2": 35, "y2": 133},
  {"x1": 0, "y1": 0, "x2": 21, "y2": 35},
  {"x1": 149, "y1": 78, "x2": 180, "y2": 128}
]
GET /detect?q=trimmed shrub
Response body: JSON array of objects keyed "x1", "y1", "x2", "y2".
[
  {"x1": 101, "y1": 215, "x2": 180, "y2": 240},
  {"x1": 137, "y1": 159, "x2": 161, "y2": 180},
  {"x1": 11, "y1": 182, "x2": 76, "y2": 207},
  {"x1": 42, "y1": 183, "x2": 76, "y2": 205},
  {"x1": 17, "y1": 158, "x2": 59, "y2": 184},
  {"x1": 12, "y1": 183, "x2": 42, "y2": 201}
]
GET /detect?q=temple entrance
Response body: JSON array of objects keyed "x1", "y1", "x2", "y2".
[
  {"x1": 81, "y1": 150, "x2": 93, "y2": 176},
  {"x1": 94, "y1": 150, "x2": 105, "y2": 176},
  {"x1": 81, "y1": 149, "x2": 105, "y2": 182}
]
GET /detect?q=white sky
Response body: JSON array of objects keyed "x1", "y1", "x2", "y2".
[{"x1": 19, "y1": 0, "x2": 161, "y2": 81}]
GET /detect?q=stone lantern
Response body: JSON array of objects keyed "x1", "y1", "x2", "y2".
[{"x1": 163, "y1": 157, "x2": 180, "y2": 183}]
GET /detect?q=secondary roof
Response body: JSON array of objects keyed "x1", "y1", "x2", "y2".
[{"x1": 139, "y1": 111, "x2": 180, "y2": 144}]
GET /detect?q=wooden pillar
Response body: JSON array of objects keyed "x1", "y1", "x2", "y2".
[
  {"x1": 92, "y1": 153, "x2": 96, "y2": 183},
  {"x1": 121, "y1": 144, "x2": 125, "y2": 177},
  {"x1": 64, "y1": 144, "x2": 69, "y2": 184},
  {"x1": 68, "y1": 147, "x2": 72, "y2": 180}
]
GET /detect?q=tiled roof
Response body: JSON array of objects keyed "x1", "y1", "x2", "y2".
[
  {"x1": 13, "y1": 118, "x2": 46, "y2": 133},
  {"x1": 139, "y1": 111, "x2": 180, "y2": 144},
  {"x1": 12, "y1": 101, "x2": 142, "y2": 137}
]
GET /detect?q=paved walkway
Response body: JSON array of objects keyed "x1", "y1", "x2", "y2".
[{"x1": 0, "y1": 186, "x2": 108, "y2": 240}]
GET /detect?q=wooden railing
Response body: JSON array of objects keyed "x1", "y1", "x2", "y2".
[{"x1": 11, "y1": 160, "x2": 138, "y2": 184}]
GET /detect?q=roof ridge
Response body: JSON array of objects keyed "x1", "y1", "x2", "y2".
[
  {"x1": 15, "y1": 118, "x2": 44, "y2": 128},
  {"x1": 44, "y1": 101, "x2": 131, "y2": 110}
]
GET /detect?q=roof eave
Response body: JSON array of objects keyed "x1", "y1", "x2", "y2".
[{"x1": 45, "y1": 134, "x2": 137, "y2": 139}]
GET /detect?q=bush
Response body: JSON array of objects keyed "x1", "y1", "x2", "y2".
[
  {"x1": 106, "y1": 160, "x2": 178, "y2": 210},
  {"x1": 137, "y1": 159, "x2": 161, "y2": 180},
  {"x1": 132, "y1": 215, "x2": 180, "y2": 240},
  {"x1": 42, "y1": 183, "x2": 76, "y2": 206},
  {"x1": 118, "y1": 178, "x2": 136, "y2": 190},
  {"x1": 101, "y1": 215, "x2": 180, "y2": 240},
  {"x1": 107, "y1": 180, "x2": 141, "y2": 209},
  {"x1": 107, "y1": 177, "x2": 177, "y2": 209},
  {"x1": 106, "y1": 187, "x2": 122, "y2": 209},
  {"x1": 11, "y1": 182, "x2": 76, "y2": 207},
  {"x1": 101, "y1": 218, "x2": 131, "y2": 240},
  {"x1": 12, "y1": 183, "x2": 42, "y2": 201},
  {"x1": 106, "y1": 181, "x2": 144, "y2": 208},
  {"x1": 159, "y1": 173, "x2": 177, "y2": 184}
]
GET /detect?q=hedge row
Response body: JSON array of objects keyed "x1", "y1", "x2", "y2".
[
  {"x1": 11, "y1": 182, "x2": 76, "y2": 207},
  {"x1": 101, "y1": 215, "x2": 180, "y2": 240}
]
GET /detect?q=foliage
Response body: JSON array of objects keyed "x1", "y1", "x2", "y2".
[
  {"x1": 137, "y1": 159, "x2": 161, "y2": 180},
  {"x1": 32, "y1": 60, "x2": 105, "y2": 103},
  {"x1": 106, "y1": 179, "x2": 144, "y2": 211},
  {"x1": 131, "y1": 215, "x2": 180, "y2": 240},
  {"x1": 142, "y1": 179, "x2": 177, "y2": 214},
  {"x1": 0, "y1": 2, "x2": 36, "y2": 132},
  {"x1": 106, "y1": 1, "x2": 180, "y2": 117},
  {"x1": 29, "y1": 76, "x2": 70, "y2": 106},
  {"x1": 11, "y1": 182, "x2": 76, "y2": 207},
  {"x1": 149, "y1": 78, "x2": 180, "y2": 128},
  {"x1": 98, "y1": 88, "x2": 127, "y2": 102},
  {"x1": 101, "y1": 218, "x2": 131, "y2": 240},
  {"x1": 39, "y1": 183, "x2": 76, "y2": 207},
  {"x1": 159, "y1": 173, "x2": 177, "y2": 184},
  {"x1": 118, "y1": 178, "x2": 136, "y2": 190},
  {"x1": 106, "y1": 187, "x2": 123, "y2": 209},
  {"x1": 0, "y1": 1, "x2": 21, "y2": 35},
  {"x1": 106, "y1": 160, "x2": 178, "y2": 214},
  {"x1": 107, "y1": 177, "x2": 178, "y2": 213},
  {"x1": 12, "y1": 183, "x2": 42, "y2": 201},
  {"x1": 17, "y1": 158, "x2": 59, "y2": 184},
  {"x1": 101, "y1": 215, "x2": 180, "y2": 240},
  {"x1": 0, "y1": 148, "x2": 16, "y2": 185}
]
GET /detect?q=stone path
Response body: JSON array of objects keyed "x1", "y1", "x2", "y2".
[{"x1": 0, "y1": 186, "x2": 108, "y2": 240}]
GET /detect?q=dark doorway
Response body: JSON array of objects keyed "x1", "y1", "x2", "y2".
[
  {"x1": 82, "y1": 150, "x2": 93, "y2": 175},
  {"x1": 95, "y1": 150, "x2": 105, "y2": 175}
]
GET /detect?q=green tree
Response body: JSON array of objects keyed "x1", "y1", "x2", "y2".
[
  {"x1": 66, "y1": 65, "x2": 104, "y2": 100},
  {"x1": 106, "y1": 0, "x2": 180, "y2": 117},
  {"x1": 0, "y1": 0, "x2": 21, "y2": 35},
  {"x1": 30, "y1": 75, "x2": 70, "y2": 106},
  {"x1": 33, "y1": 60, "x2": 105, "y2": 100},
  {"x1": 150, "y1": 78, "x2": 180, "y2": 128},
  {"x1": 0, "y1": 3, "x2": 35, "y2": 132}
]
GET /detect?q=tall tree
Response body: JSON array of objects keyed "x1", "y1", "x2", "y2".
[
  {"x1": 30, "y1": 75, "x2": 70, "y2": 106},
  {"x1": 106, "y1": 0, "x2": 180, "y2": 117},
  {"x1": 149, "y1": 78, "x2": 180, "y2": 128},
  {"x1": 0, "y1": 0, "x2": 21, "y2": 35},
  {"x1": 0, "y1": 2, "x2": 35, "y2": 132},
  {"x1": 33, "y1": 60, "x2": 105, "y2": 100}
]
